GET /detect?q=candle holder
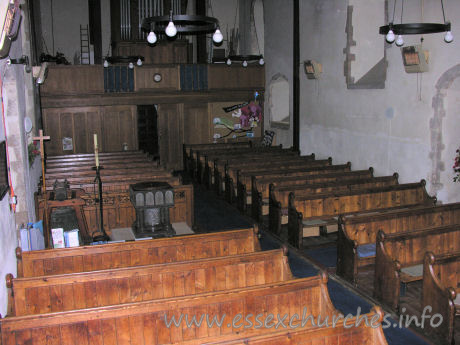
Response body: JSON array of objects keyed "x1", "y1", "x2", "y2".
[{"x1": 91, "y1": 166, "x2": 109, "y2": 242}]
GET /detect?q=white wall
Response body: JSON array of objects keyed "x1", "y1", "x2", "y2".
[
  {"x1": 40, "y1": 0, "x2": 89, "y2": 63},
  {"x1": 0, "y1": 4, "x2": 43, "y2": 316},
  {"x1": 264, "y1": 0, "x2": 293, "y2": 148},
  {"x1": 265, "y1": 0, "x2": 460, "y2": 203}
]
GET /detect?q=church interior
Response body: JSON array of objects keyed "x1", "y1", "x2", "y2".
[{"x1": 0, "y1": 0, "x2": 459, "y2": 344}]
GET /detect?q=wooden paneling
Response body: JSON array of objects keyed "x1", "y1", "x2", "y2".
[
  {"x1": 43, "y1": 106, "x2": 137, "y2": 155},
  {"x1": 183, "y1": 103, "x2": 211, "y2": 145},
  {"x1": 114, "y1": 41, "x2": 189, "y2": 64},
  {"x1": 40, "y1": 65, "x2": 104, "y2": 95},
  {"x1": 158, "y1": 103, "x2": 184, "y2": 170},
  {"x1": 43, "y1": 107, "x2": 101, "y2": 156},
  {"x1": 208, "y1": 65, "x2": 265, "y2": 90},
  {"x1": 134, "y1": 65, "x2": 180, "y2": 91}
]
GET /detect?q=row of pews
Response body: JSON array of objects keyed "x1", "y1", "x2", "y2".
[
  {"x1": 35, "y1": 150, "x2": 194, "y2": 243},
  {"x1": 185, "y1": 141, "x2": 460, "y2": 345},
  {"x1": 1, "y1": 227, "x2": 389, "y2": 344}
]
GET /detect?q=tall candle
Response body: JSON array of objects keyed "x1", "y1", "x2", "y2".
[{"x1": 94, "y1": 134, "x2": 99, "y2": 167}]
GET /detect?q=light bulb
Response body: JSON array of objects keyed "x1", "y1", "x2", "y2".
[
  {"x1": 242, "y1": 61, "x2": 248, "y2": 67},
  {"x1": 103, "y1": 60, "x2": 108, "y2": 68},
  {"x1": 137, "y1": 58, "x2": 142, "y2": 66},
  {"x1": 444, "y1": 31, "x2": 453, "y2": 43},
  {"x1": 165, "y1": 21, "x2": 177, "y2": 37},
  {"x1": 213, "y1": 29, "x2": 223, "y2": 43},
  {"x1": 395, "y1": 35, "x2": 404, "y2": 46},
  {"x1": 147, "y1": 31, "x2": 157, "y2": 44},
  {"x1": 386, "y1": 29, "x2": 395, "y2": 43},
  {"x1": 128, "y1": 62, "x2": 134, "y2": 69},
  {"x1": 226, "y1": 58, "x2": 232, "y2": 66},
  {"x1": 259, "y1": 58, "x2": 264, "y2": 66}
]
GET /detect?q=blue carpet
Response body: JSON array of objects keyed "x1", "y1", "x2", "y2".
[
  {"x1": 193, "y1": 184, "x2": 432, "y2": 345},
  {"x1": 305, "y1": 246, "x2": 338, "y2": 268}
]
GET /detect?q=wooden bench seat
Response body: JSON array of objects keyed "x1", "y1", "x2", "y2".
[
  {"x1": 288, "y1": 181, "x2": 433, "y2": 248},
  {"x1": 227, "y1": 159, "x2": 337, "y2": 204},
  {"x1": 422, "y1": 251, "x2": 460, "y2": 345},
  {"x1": 337, "y1": 202, "x2": 460, "y2": 285},
  {"x1": 234, "y1": 162, "x2": 352, "y2": 204},
  {"x1": 7, "y1": 248, "x2": 292, "y2": 316},
  {"x1": 15, "y1": 227, "x2": 260, "y2": 277},
  {"x1": 196, "y1": 146, "x2": 290, "y2": 184},
  {"x1": 46, "y1": 165, "x2": 168, "y2": 179},
  {"x1": 45, "y1": 155, "x2": 154, "y2": 167},
  {"x1": 194, "y1": 146, "x2": 281, "y2": 182},
  {"x1": 46, "y1": 150, "x2": 148, "y2": 161},
  {"x1": 0, "y1": 274, "x2": 388, "y2": 345},
  {"x1": 203, "y1": 150, "x2": 304, "y2": 189},
  {"x1": 45, "y1": 160, "x2": 162, "y2": 175},
  {"x1": 251, "y1": 168, "x2": 374, "y2": 221},
  {"x1": 268, "y1": 174, "x2": 399, "y2": 236},
  {"x1": 184, "y1": 141, "x2": 253, "y2": 176},
  {"x1": 374, "y1": 224, "x2": 460, "y2": 312}
]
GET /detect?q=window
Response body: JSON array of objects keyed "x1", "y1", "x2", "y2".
[
  {"x1": 269, "y1": 74, "x2": 290, "y2": 128},
  {"x1": 0, "y1": 141, "x2": 9, "y2": 200}
]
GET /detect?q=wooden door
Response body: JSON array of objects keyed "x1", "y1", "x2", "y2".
[
  {"x1": 101, "y1": 105, "x2": 138, "y2": 152},
  {"x1": 183, "y1": 103, "x2": 211, "y2": 145},
  {"x1": 137, "y1": 105, "x2": 159, "y2": 158},
  {"x1": 157, "y1": 103, "x2": 184, "y2": 170}
]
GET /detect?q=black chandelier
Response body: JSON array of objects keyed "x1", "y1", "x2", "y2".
[
  {"x1": 141, "y1": 11, "x2": 223, "y2": 44},
  {"x1": 223, "y1": 55, "x2": 265, "y2": 67},
  {"x1": 379, "y1": 0, "x2": 453, "y2": 46},
  {"x1": 103, "y1": 56, "x2": 144, "y2": 68}
]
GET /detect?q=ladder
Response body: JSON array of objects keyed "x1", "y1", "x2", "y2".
[{"x1": 80, "y1": 25, "x2": 90, "y2": 65}]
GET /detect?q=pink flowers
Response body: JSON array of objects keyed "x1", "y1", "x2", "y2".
[{"x1": 454, "y1": 148, "x2": 460, "y2": 182}]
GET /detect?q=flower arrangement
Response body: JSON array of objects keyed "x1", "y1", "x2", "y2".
[
  {"x1": 28, "y1": 141, "x2": 40, "y2": 166},
  {"x1": 454, "y1": 147, "x2": 460, "y2": 182}
]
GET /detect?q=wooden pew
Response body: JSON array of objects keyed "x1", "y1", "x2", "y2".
[
  {"x1": 422, "y1": 251, "x2": 460, "y2": 345},
  {"x1": 269, "y1": 174, "x2": 400, "y2": 236},
  {"x1": 0, "y1": 274, "x2": 388, "y2": 345},
  {"x1": 7, "y1": 248, "x2": 292, "y2": 316},
  {"x1": 46, "y1": 165, "x2": 168, "y2": 179},
  {"x1": 236, "y1": 162, "x2": 352, "y2": 212},
  {"x1": 288, "y1": 181, "x2": 433, "y2": 248},
  {"x1": 15, "y1": 227, "x2": 260, "y2": 277},
  {"x1": 183, "y1": 141, "x2": 252, "y2": 174},
  {"x1": 337, "y1": 202, "x2": 460, "y2": 286},
  {"x1": 227, "y1": 158, "x2": 333, "y2": 204},
  {"x1": 203, "y1": 149, "x2": 303, "y2": 189},
  {"x1": 46, "y1": 150, "x2": 148, "y2": 161},
  {"x1": 45, "y1": 160, "x2": 162, "y2": 174},
  {"x1": 374, "y1": 225, "x2": 460, "y2": 312},
  {"x1": 196, "y1": 146, "x2": 288, "y2": 184},
  {"x1": 38, "y1": 177, "x2": 193, "y2": 232},
  {"x1": 252, "y1": 168, "x2": 374, "y2": 221},
  {"x1": 192, "y1": 145, "x2": 267, "y2": 181}
]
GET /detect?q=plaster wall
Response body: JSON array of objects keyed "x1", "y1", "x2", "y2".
[
  {"x1": 263, "y1": 0, "x2": 293, "y2": 148},
  {"x1": 0, "y1": 7, "x2": 43, "y2": 316},
  {"x1": 40, "y1": 0, "x2": 89, "y2": 63},
  {"x1": 210, "y1": 0, "x2": 239, "y2": 55},
  {"x1": 288, "y1": 0, "x2": 460, "y2": 202}
]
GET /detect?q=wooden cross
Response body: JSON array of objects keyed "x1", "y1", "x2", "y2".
[{"x1": 33, "y1": 129, "x2": 51, "y2": 247}]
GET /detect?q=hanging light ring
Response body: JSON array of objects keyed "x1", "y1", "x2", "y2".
[
  {"x1": 142, "y1": 15, "x2": 218, "y2": 34},
  {"x1": 379, "y1": 22, "x2": 451, "y2": 35}
]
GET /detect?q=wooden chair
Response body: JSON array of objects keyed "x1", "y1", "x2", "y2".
[
  {"x1": 268, "y1": 174, "x2": 399, "y2": 236},
  {"x1": 251, "y1": 168, "x2": 374, "y2": 221},
  {"x1": 0, "y1": 274, "x2": 388, "y2": 345},
  {"x1": 422, "y1": 251, "x2": 460, "y2": 345},
  {"x1": 288, "y1": 181, "x2": 433, "y2": 248},
  {"x1": 7, "y1": 248, "x2": 292, "y2": 316},
  {"x1": 337, "y1": 202, "x2": 460, "y2": 286},
  {"x1": 16, "y1": 227, "x2": 260, "y2": 277},
  {"x1": 374, "y1": 225, "x2": 460, "y2": 312}
]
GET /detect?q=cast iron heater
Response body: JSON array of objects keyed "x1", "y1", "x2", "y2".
[{"x1": 129, "y1": 182, "x2": 175, "y2": 238}]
